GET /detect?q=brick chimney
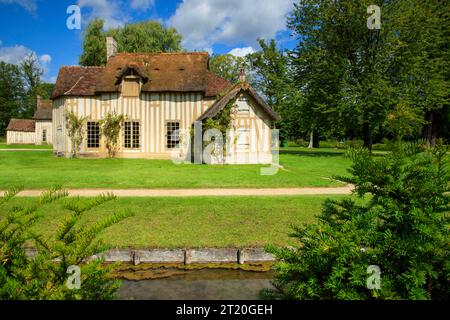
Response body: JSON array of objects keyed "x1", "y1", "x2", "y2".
[
  {"x1": 36, "y1": 95, "x2": 41, "y2": 108},
  {"x1": 239, "y1": 69, "x2": 246, "y2": 82},
  {"x1": 106, "y1": 37, "x2": 117, "y2": 61}
]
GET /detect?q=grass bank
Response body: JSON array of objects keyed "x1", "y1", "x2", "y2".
[
  {"x1": 0, "y1": 148, "x2": 352, "y2": 189},
  {"x1": 0, "y1": 195, "x2": 344, "y2": 248}
]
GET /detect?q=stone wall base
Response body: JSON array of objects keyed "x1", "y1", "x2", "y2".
[{"x1": 25, "y1": 247, "x2": 275, "y2": 265}]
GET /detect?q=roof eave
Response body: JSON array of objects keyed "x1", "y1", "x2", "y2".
[{"x1": 197, "y1": 84, "x2": 281, "y2": 122}]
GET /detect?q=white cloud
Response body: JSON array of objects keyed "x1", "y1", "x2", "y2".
[
  {"x1": 78, "y1": 0, "x2": 126, "y2": 29},
  {"x1": 130, "y1": 0, "x2": 154, "y2": 11},
  {"x1": 0, "y1": 0, "x2": 37, "y2": 14},
  {"x1": 39, "y1": 54, "x2": 51, "y2": 64},
  {"x1": 228, "y1": 46, "x2": 255, "y2": 57},
  {"x1": 78, "y1": 0, "x2": 156, "y2": 29},
  {"x1": 0, "y1": 44, "x2": 32, "y2": 65},
  {"x1": 169, "y1": 0, "x2": 293, "y2": 51},
  {"x1": 0, "y1": 43, "x2": 52, "y2": 81},
  {"x1": 38, "y1": 54, "x2": 52, "y2": 76}
]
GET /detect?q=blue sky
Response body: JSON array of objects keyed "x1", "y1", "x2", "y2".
[{"x1": 0, "y1": 0, "x2": 296, "y2": 83}]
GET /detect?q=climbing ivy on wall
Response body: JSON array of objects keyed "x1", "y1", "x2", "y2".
[
  {"x1": 202, "y1": 100, "x2": 237, "y2": 155},
  {"x1": 202, "y1": 101, "x2": 236, "y2": 135}
]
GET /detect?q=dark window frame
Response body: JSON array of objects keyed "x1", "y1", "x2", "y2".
[
  {"x1": 166, "y1": 121, "x2": 180, "y2": 149},
  {"x1": 87, "y1": 121, "x2": 100, "y2": 149},
  {"x1": 124, "y1": 121, "x2": 141, "y2": 149}
]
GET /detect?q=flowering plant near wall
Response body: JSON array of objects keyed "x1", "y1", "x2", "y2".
[
  {"x1": 66, "y1": 111, "x2": 86, "y2": 158},
  {"x1": 99, "y1": 112, "x2": 125, "y2": 158}
]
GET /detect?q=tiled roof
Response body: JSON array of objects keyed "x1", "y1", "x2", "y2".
[
  {"x1": 6, "y1": 119, "x2": 36, "y2": 132},
  {"x1": 197, "y1": 82, "x2": 281, "y2": 122},
  {"x1": 51, "y1": 66, "x2": 104, "y2": 99},
  {"x1": 205, "y1": 71, "x2": 232, "y2": 97},
  {"x1": 33, "y1": 99, "x2": 52, "y2": 120},
  {"x1": 52, "y1": 52, "x2": 231, "y2": 99}
]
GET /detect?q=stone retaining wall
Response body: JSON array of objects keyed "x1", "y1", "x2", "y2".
[{"x1": 25, "y1": 248, "x2": 275, "y2": 265}]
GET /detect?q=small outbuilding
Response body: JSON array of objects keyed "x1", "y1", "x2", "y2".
[
  {"x1": 6, "y1": 119, "x2": 36, "y2": 144},
  {"x1": 33, "y1": 96, "x2": 53, "y2": 144},
  {"x1": 6, "y1": 96, "x2": 53, "y2": 145}
]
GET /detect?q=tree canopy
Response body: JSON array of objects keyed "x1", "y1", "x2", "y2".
[
  {"x1": 0, "y1": 55, "x2": 54, "y2": 136},
  {"x1": 282, "y1": 0, "x2": 449, "y2": 148},
  {"x1": 209, "y1": 54, "x2": 249, "y2": 84},
  {"x1": 0, "y1": 62, "x2": 24, "y2": 135},
  {"x1": 79, "y1": 19, "x2": 183, "y2": 66}
]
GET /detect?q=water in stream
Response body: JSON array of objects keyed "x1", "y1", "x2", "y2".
[{"x1": 117, "y1": 268, "x2": 274, "y2": 300}]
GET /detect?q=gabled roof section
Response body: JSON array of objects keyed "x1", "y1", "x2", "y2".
[
  {"x1": 197, "y1": 82, "x2": 281, "y2": 122},
  {"x1": 33, "y1": 99, "x2": 52, "y2": 120},
  {"x1": 205, "y1": 71, "x2": 231, "y2": 97},
  {"x1": 6, "y1": 119, "x2": 35, "y2": 132},
  {"x1": 51, "y1": 52, "x2": 231, "y2": 99},
  {"x1": 95, "y1": 52, "x2": 231, "y2": 96},
  {"x1": 115, "y1": 64, "x2": 149, "y2": 85},
  {"x1": 51, "y1": 66, "x2": 104, "y2": 99}
]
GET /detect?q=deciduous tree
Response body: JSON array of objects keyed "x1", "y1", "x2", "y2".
[
  {"x1": 79, "y1": 19, "x2": 183, "y2": 66},
  {"x1": 0, "y1": 62, "x2": 24, "y2": 136}
]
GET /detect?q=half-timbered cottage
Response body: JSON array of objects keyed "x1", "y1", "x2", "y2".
[{"x1": 51, "y1": 38, "x2": 279, "y2": 164}]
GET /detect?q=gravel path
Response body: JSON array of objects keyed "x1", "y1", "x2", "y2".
[
  {"x1": 0, "y1": 149, "x2": 51, "y2": 151},
  {"x1": 4, "y1": 186, "x2": 354, "y2": 197}
]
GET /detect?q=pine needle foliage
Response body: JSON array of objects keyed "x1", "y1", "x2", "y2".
[
  {"x1": 264, "y1": 140, "x2": 449, "y2": 300},
  {"x1": 0, "y1": 188, "x2": 133, "y2": 300}
]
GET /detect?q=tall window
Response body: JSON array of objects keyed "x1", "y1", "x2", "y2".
[
  {"x1": 42, "y1": 129, "x2": 47, "y2": 143},
  {"x1": 237, "y1": 128, "x2": 250, "y2": 150},
  {"x1": 87, "y1": 121, "x2": 100, "y2": 148},
  {"x1": 237, "y1": 96, "x2": 250, "y2": 113},
  {"x1": 166, "y1": 121, "x2": 180, "y2": 149},
  {"x1": 124, "y1": 121, "x2": 140, "y2": 149}
]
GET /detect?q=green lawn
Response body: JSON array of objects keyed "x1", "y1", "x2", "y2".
[
  {"x1": 0, "y1": 148, "x2": 352, "y2": 189},
  {"x1": 0, "y1": 195, "x2": 342, "y2": 248},
  {"x1": 0, "y1": 143, "x2": 52, "y2": 149}
]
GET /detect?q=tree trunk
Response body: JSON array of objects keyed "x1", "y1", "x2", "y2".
[
  {"x1": 422, "y1": 111, "x2": 437, "y2": 147},
  {"x1": 362, "y1": 120, "x2": 372, "y2": 151},
  {"x1": 308, "y1": 130, "x2": 314, "y2": 148}
]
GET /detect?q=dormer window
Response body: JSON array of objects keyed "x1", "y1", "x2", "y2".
[
  {"x1": 121, "y1": 75, "x2": 141, "y2": 97},
  {"x1": 116, "y1": 66, "x2": 148, "y2": 98}
]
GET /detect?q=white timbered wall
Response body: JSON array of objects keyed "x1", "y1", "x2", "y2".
[
  {"x1": 52, "y1": 92, "x2": 272, "y2": 163},
  {"x1": 35, "y1": 120, "x2": 53, "y2": 145},
  {"x1": 6, "y1": 131, "x2": 36, "y2": 144}
]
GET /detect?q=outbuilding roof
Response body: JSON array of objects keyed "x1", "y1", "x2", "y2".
[
  {"x1": 33, "y1": 98, "x2": 53, "y2": 120},
  {"x1": 6, "y1": 119, "x2": 36, "y2": 132},
  {"x1": 197, "y1": 82, "x2": 281, "y2": 122}
]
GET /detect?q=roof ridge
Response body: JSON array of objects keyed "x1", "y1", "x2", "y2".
[
  {"x1": 115, "y1": 52, "x2": 209, "y2": 56},
  {"x1": 61, "y1": 66, "x2": 104, "y2": 69}
]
